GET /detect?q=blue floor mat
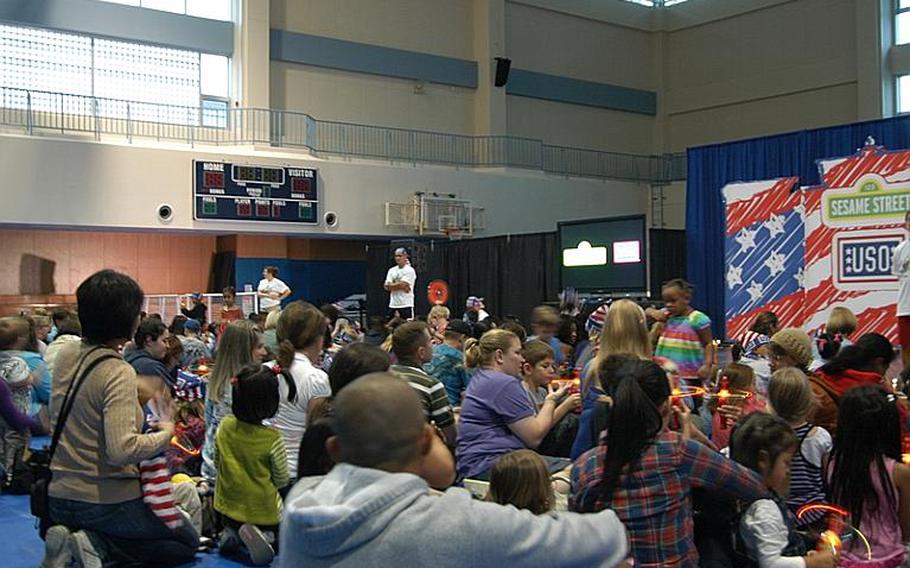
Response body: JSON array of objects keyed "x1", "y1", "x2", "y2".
[
  {"x1": 0, "y1": 493, "x2": 266, "y2": 567},
  {"x1": 0, "y1": 436, "x2": 273, "y2": 566}
]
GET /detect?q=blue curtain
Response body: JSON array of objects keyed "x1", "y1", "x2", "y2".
[{"x1": 686, "y1": 115, "x2": 910, "y2": 338}]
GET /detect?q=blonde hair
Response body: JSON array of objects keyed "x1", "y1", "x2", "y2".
[
  {"x1": 264, "y1": 309, "x2": 281, "y2": 331},
  {"x1": 826, "y1": 306, "x2": 858, "y2": 337},
  {"x1": 768, "y1": 367, "x2": 814, "y2": 424},
  {"x1": 487, "y1": 449, "x2": 554, "y2": 515},
  {"x1": 465, "y1": 329, "x2": 519, "y2": 369},
  {"x1": 587, "y1": 299, "x2": 650, "y2": 390},
  {"x1": 208, "y1": 320, "x2": 261, "y2": 403},
  {"x1": 277, "y1": 301, "x2": 327, "y2": 369},
  {"x1": 428, "y1": 305, "x2": 450, "y2": 322}
]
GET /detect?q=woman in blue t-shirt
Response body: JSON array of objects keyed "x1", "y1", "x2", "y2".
[{"x1": 456, "y1": 329, "x2": 571, "y2": 480}]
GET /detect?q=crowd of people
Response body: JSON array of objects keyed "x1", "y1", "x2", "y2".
[{"x1": 0, "y1": 267, "x2": 907, "y2": 567}]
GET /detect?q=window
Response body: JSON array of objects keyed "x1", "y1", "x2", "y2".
[
  {"x1": 898, "y1": 1, "x2": 910, "y2": 45},
  {"x1": 898, "y1": 75, "x2": 910, "y2": 114},
  {"x1": 201, "y1": 54, "x2": 230, "y2": 98},
  {"x1": 0, "y1": 23, "x2": 229, "y2": 125},
  {"x1": 95, "y1": 0, "x2": 232, "y2": 21}
]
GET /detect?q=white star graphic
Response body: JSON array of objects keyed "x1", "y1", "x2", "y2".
[
  {"x1": 794, "y1": 268, "x2": 804, "y2": 289},
  {"x1": 726, "y1": 265, "x2": 743, "y2": 290},
  {"x1": 764, "y1": 251, "x2": 786, "y2": 277},
  {"x1": 735, "y1": 227, "x2": 757, "y2": 253},
  {"x1": 747, "y1": 281, "x2": 764, "y2": 303},
  {"x1": 793, "y1": 203, "x2": 806, "y2": 221},
  {"x1": 764, "y1": 213, "x2": 785, "y2": 238}
]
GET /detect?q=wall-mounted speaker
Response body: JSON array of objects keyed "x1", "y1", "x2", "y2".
[{"x1": 494, "y1": 57, "x2": 511, "y2": 87}]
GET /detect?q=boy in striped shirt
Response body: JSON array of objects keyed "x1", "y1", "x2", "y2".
[{"x1": 390, "y1": 321, "x2": 457, "y2": 447}]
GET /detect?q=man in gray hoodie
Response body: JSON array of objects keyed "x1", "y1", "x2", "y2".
[{"x1": 280, "y1": 372, "x2": 630, "y2": 568}]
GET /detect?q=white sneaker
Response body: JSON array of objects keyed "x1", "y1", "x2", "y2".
[
  {"x1": 40, "y1": 525, "x2": 72, "y2": 568},
  {"x1": 68, "y1": 530, "x2": 102, "y2": 568},
  {"x1": 238, "y1": 523, "x2": 275, "y2": 566}
]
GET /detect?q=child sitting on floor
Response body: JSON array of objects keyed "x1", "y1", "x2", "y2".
[
  {"x1": 487, "y1": 449, "x2": 555, "y2": 515},
  {"x1": 827, "y1": 386, "x2": 910, "y2": 567},
  {"x1": 767, "y1": 368, "x2": 832, "y2": 530},
  {"x1": 730, "y1": 413, "x2": 837, "y2": 568},
  {"x1": 214, "y1": 364, "x2": 290, "y2": 566},
  {"x1": 709, "y1": 362, "x2": 766, "y2": 450}
]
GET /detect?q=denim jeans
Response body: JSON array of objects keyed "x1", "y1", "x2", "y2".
[{"x1": 49, "y1": 496, "x2": 199, "y2": 567}]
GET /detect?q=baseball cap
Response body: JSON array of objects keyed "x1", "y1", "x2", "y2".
[
  {"x1": 466, "y1": 296, "x2": 485, "y2": 308},
  {"x1": 445, "y1": 319, "x2": 472, "y2": 337},
  {"x1": 190, "y1": 292, "x2": 203, "y2": 300},
  {"x1": 184, "y1": 319, "x2": 202, "y2": 332}
]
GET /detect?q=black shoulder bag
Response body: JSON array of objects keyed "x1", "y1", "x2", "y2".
[{"x1": 30, "y1": 347, "x2": 118, "y2": 539}]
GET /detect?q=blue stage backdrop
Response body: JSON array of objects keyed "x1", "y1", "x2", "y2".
[{"x1": 687, "y1": 115, "x2": 910, "y2": 338}]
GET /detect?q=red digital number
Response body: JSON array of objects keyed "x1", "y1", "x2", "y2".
[
  {"x1": 292, "y1": 177, "x2": 310, "y2": 193},
  {"x1": 204, "y1": 171, "x2": 224, "y2": 188}
]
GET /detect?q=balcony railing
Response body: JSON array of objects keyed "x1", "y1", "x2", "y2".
[{"x1": 0, "y1": 86, "x2": 686, "y2": 183}]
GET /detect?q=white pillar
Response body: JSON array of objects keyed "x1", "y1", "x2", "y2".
[{"x1": 473, "y1": 0, "x2": 507, "y2": 136}]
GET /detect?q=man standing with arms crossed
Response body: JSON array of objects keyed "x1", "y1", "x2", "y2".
[{"x1": 384, "y1": 248, "x2": 417, "y2": 320}]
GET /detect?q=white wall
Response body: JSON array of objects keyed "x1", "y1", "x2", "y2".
[
  {"x1": 0, "y1": 135, "x2": 648, "y2": 237},
  {"x1": 269, "y1": 0, "x2": 478, "y2": 133},
  {"x1": 270, "y1": 0, "x2": 475, "y2": 59},
  {"x1": 505, "y1": 1, "x2": 656, "y2": 154},
  {"x1": 663, "y1": 0, "x2": 860, "y2": 152},
  {"x1": 271, "y1": 63, "x2": 477, "y2": 134}
]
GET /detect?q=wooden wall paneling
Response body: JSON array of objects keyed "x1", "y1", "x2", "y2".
[
  {"x1": 0, "y1": 230, "x2": 33, "y2": 294},
  {"x1": 34, "y1": 231, "x2": 72, "y2": 294}
]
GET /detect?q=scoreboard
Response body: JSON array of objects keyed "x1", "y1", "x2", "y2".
[{"x1": 193, "y1": 161, "x2": 319, "y2": 224}]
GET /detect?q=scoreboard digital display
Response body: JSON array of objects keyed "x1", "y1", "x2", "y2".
[{"x1": 193, "y1": 161, "x2": 319, "y2": 224}]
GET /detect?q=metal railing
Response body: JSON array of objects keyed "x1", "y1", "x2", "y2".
[
  {"x1": 0, "y1": 85, "x2": 687, "y2": 183},
  {"x1": 143, "y1": 291, "x2": 259, "y2": 326}
]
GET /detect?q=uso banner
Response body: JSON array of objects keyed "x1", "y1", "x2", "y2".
[{"x1": 723, "y1": 140, "x2": 909, "y2": 342}]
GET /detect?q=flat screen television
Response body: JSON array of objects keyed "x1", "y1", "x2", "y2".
[{"x1": 558, "y1": 215, "x2": 648, "y2": 294}]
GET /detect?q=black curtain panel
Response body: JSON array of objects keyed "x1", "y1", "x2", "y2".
[
  {"x1": 368, "y1": 231, "x2": 684, "y2": 321},
  {"x1": 649, "y1": 229, "x2": 687, "y2": 299},
  {"x1": 366, "y1": 232, "x2": 559, "y2": 324},
  {"x1": 211, "y1": 251, "x2": 236, "y2": 293}
]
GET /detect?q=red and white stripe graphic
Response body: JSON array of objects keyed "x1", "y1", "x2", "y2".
[{"x1": 139, "y1": 456, "x2": 184, "y2": 529}]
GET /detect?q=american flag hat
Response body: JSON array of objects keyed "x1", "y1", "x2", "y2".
[{"x1": 585, "y1": 303, "x2": 609, "y2": 335}]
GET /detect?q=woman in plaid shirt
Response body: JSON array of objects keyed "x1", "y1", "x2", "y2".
[{"x1": 570, "y1": 358, "x2": 768, "y2": 567}]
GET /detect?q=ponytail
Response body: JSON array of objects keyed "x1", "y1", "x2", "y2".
[
  {"x1": 820, "y1": 332, "x2": 894, "y2": 376},
  {"x1": 464, "y1": 337, "x2": 482, "y2": 368},
  {"x1": 581, "y1": 359, "x2": 668, "y2": 509},
  {"x1": 814, "y1": 331, "x2": 842, "y2": 361},
  {"x1": 463, "y1": 329, "x2": 517, "y2": 369},
  {"x1": 276, "y1": 338, "x2": 299, "y2": 403}
]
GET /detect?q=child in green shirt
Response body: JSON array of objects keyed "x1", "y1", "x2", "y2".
[{"x1": 214, "y1": 364, "x2": 290, "y2": 566}]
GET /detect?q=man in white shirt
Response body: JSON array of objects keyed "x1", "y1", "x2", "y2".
[
  {"x1": 892, "y1": 211, "x2": 910, "y2": 370},
  {"x1": 384, "y1": 248, "x2": 417, "y2": 320},
  {"x1": 257, "y1": 266, "x2": 291, "y2": 313}
]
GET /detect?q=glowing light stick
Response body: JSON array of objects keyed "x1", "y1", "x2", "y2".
[
  {"x1": 796, "y1": 503, "x2": 871, "y2": 560},
  {"x1": 170, "y1": 436, "x2": 201, "y2": 457},
  {"x1": 669, "y1": 385, "x2": 706, "y2": 400}
]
